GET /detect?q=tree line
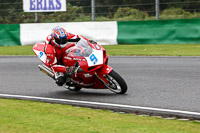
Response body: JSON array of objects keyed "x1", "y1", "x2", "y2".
[{"x1": 1, "y1": 0, "x2": 200, "y2": 24}]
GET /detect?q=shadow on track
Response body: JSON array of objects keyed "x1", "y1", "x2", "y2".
[{"x1": 45, "y1": 89, "x2": 128, "y2": 100}]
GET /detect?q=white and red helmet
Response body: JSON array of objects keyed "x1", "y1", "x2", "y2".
[{"x1": 51, "y1": 26, "x2": 68, "y2": 47}]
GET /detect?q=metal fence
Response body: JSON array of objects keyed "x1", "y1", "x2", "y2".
[{"x1": 1, "y1": 0, "x2": 200, "y2": 24}]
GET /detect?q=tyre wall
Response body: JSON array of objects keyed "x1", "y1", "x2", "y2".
[
  {"x1": 117, "y1": 19, "x2": 200, "y2": 44},
  {"x1": 1, "y1": 19, "x2": 200, "y2": 46}
]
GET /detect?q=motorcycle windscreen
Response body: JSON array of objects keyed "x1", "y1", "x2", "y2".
[{"x1": 33, "y1": 43, "x2": 47, "y2": 64}]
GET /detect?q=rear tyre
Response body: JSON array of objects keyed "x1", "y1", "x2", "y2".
[{"x1": 104, "y1": 70, "x2": 127, "y2": 94}]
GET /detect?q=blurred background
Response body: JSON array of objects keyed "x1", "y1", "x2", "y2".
[{"x1": 1, "y1": 0, "x2": 200, "y2": 24}]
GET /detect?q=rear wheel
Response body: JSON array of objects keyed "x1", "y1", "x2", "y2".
[{"x1": 104, "y1": 70, "x2": 127, "y2": 94}]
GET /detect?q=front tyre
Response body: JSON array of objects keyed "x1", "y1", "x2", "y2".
[{"x1": 104, "y1": 70, "x2": 127, "y2": 94}]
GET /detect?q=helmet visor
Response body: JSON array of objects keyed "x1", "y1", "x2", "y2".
[{"x1": 55, "y1": 37, "x2": 67, "y2": 44}]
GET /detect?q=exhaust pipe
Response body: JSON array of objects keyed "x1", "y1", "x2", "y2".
[{"x1": 38, "y1": 65, "x2": 55, "y2": 80}]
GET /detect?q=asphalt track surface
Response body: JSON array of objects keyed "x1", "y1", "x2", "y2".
[{"x1": 0, "y1": 56, "x2": 200, "y2": 119}]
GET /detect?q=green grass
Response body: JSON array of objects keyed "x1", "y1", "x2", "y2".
[
  {"x1": 103, "y1": 44, "x2": 200, "y2": 56},
  {"x1": 0, "y1": 98, "x2": 199, "y2": 133},
  {"x1": 0, "y1": 45, "x2": 34, "y2": 55},
  {"x1": 1, "y1": 44, "x2": 200, "y2": 56}
]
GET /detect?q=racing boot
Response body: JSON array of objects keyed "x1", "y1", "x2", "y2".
[{"x1": 55, "y1": 72, "x2": 65, "y2": 86}]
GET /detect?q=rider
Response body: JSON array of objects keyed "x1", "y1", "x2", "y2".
[{"x1": 44, "y1": 26, "x2": 89, "y2": 86}]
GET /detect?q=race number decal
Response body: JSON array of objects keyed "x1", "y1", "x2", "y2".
[
  {"x1": 90, "y1": 54, "x2": 98, "y2": 64},
  {"x1": 33, "y1": 50, "x2": 47, "y2": 63},
  {"x1": 85, "y1": 50, "x2": 103, "y2": 67},
  {"x1": 39, "y1": 51, "x2": 44, "y2": 58},
  {"x1": 32, "y1": 43, "x2": 47, "y2": 64}
]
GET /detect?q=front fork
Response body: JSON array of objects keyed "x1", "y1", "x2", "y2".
[{"x1": 95, "y1": 64, "x2": 113, "y2": 85}]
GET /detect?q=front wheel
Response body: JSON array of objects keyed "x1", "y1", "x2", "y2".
[{"x1": 104, "y1": 70, "x2": 127, "y2": 94}]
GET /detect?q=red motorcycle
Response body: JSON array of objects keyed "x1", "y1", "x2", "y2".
[{"x1": 33, "y1": 39, "x2": 127, "y2": 94}]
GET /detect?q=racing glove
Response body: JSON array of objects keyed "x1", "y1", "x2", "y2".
[{"x1": 89, "y1": 40, "x2": 97, "y2": 44}]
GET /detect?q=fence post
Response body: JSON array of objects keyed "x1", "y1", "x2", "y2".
[
  {"x1": 91, "y1": 0, "x2": 95, "y2": 21},
  {"x1": 155, "y1": 0, "x2": 160, "y2": 20},
  {"x1": 35, "y1": 12, "x2": 38, "y2": 22}
]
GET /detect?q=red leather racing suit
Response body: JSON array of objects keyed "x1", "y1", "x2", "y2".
[{"x1": 44, "y1": 33, "x2": 88, "y2": 74}]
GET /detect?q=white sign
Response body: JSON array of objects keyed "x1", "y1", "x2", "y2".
[{"x1": 23, "y1": 0, "x2": 66, "y2": 12}]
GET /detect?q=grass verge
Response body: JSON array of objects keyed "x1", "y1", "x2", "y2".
[
  {"x1": 0, "y1": 98, "x2": 199, "y2": 133},
  {"x1": 1, "y1": 44, "x2": 200, "y2": 56},
  {"x1": 104, "y1": 44, "x2": 200, "y2": 56},
  {"x1": 0, "y1": 45, "x2": 34, "y2": 55}
]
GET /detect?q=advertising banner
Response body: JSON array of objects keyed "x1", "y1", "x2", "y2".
[
  {"x1": 20, "y1": 21, "x2": 118, "y2": 46},
  {"x1": 23, "y1": 0, "x2": 66, "y2": 12}
]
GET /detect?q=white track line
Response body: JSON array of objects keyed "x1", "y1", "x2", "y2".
[{"x1": 0, "y1": 93, "x2": 200, "y2": 116}]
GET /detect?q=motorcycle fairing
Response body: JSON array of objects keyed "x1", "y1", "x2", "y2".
[
  {"x1": 85, "y1": 49, "x2": 103, "y2": 67},
  {"x1": 96, "y1": 64, "x2": 113, "y2": 75},
  {"x1": 63, "y1": 42, "x2": 104, "y2": 72},
  {"x1": 33, "y1": 43, "x2": 47, "y2": 64},
  {"x1": 95, "y1": 64, "x2": 113, "y2": 84}
]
